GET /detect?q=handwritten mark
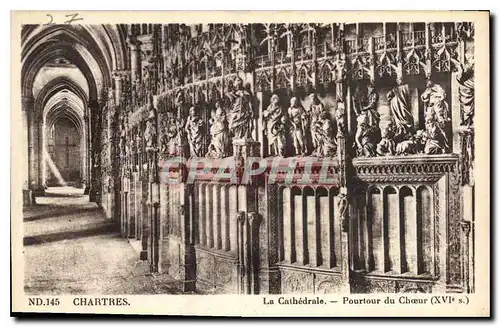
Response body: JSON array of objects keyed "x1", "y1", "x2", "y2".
[
  {"x1": 45, "y1": 14, "x2": 54, "y2": 26},
  {"x1": 44, "y1": 13, "x2": 84, "y2": 25},
  {"x1": 64, "y1": 13, "x2": 83, "y2": 24}
]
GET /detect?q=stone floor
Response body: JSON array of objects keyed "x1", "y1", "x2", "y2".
[{"x1": 23, "y1": 187, "x2": 185, "y2": 295}]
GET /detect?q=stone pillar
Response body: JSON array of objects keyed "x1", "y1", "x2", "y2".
[
  {"x1": 28, "y1": 108, "x2": 44, "y2": 196},
  {"x1": 38, "y1": 120, "x2": 45, "y2": 188},
  {"x1": 128, "y1": 37, "x2": 142, "y2": 84},
  {"x1": 112, "y1": 73, "x2": 124, "y2": 222},
  {"x1": 179, "y1": 183, "x2": 196, "y2": 292},
  {"x1": 232, "y1": 137, "x2": 261, "y2": 294},
  {"x1": 334, "y1": 60, "x2": 351, "y2": 293},
  {"x1": 143, "y1": 96, "x2": 158, "y2": 263},
  {"x1": 89, "y1": 99, "x2": 102, "y2": 205},
  {"x1": 22, "y1": 96, "x2": 33, "y2": 205},
  {"x1": 148, "y1": 179, "x2": 160, "y2": 271},
  {"x1": 128, "y1": 36, "x2": 142, "y2": 107},
  {"x1": 84, "y1": 113, "x2": 91, "y2": 194},
  {"x1": 114, "y1": 73, "x2": 124, "y2": 104}
]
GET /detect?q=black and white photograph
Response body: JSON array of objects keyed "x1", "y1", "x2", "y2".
[{"x1": 11, "y1": 11, "x2": 490, "y2": 316}]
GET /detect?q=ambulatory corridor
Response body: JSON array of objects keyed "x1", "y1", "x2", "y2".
[{"x1": 23, "y1": 187, "x2": 184, "y2": 295}]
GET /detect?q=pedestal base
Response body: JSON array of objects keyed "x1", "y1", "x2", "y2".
[{"x1": 23, "y1": 189, "x2": 33, "y2": 206}]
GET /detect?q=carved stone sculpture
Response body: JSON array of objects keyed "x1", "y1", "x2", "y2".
[
  {"x1": 263, "y1": 94, "x2": 287, "y2": 157},
  {"x1": 457, "y1": 60, "x2": 475, "y2": 127},
  {"x1": 119, "y1": 129, "x2": 126, "y2": 158},
  {"x1": 335, "y1": 106, "x2": 347, "y2": 138},
  {"x1": 159, "y1": 114, "x2": 173, "y2": 156},
  {"x1": 395, "y1": 134, "x2": 423, "y2": 155},
  {"x1": 207, "y1": 101, "x2": 230, "y2": 159},
  {"x1": 354, "y1": 83, "x2": 381, "y2": 157},
  {"x1": 422, "y1": 110, "x2": 449, "y2": 154},
  {"x1": 288, "y1": 97, "x2": 308, "y2": 156},
  {"x1": 311, "y1": 111, "x2": 337, "y2": 157},
  {"x1": 376, "y1": 124, "x2": 396, "y2": 156},
  {"x1": 175, "y1": 114, "x2": 189, "y2": 158},
  {"x1": 144, "y1": 110, "x2": 157, "y2": 150},
  {"x1": 421, "y1": 79, "x2": 450, "y2": 125},
  {"x1": 185, "y1": 106, "x2": 205, "y2": 158},
  {"x1": 387, "y1": 77, "x2": 415, "y2": 142},
  {"x1": 227, "y1": 77, "x2": 254, "y2": 140},
  {"x1": 337, "y1": 192, "x2": 349, "y2": 233},
  {"x1": 307, "y1": 93, "x2": 327, "y2": 152}
]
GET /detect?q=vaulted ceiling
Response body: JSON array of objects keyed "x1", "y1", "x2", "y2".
[{"x1": 22, "y1": 24, "x2": 129, "y2": 132}]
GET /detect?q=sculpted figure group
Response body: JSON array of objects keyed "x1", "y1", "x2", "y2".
[
  {"x1": 152, "y1": 76, "x2": 452, "y2": 160},
  {"x1": 263, "y1": 93, "x2": 338, "y2": 157},
  {"x1": 368, "y1": 78, "x2": 450, "y2": 157}
]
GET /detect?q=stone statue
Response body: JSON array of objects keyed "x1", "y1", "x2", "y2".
[
  {"x1": 119, "y1": 116, "x2": 127, "y2": 157},
  {"x1": 175, "y1": 90, "x2": 185, "y2": 117},
  {"x1": 457, "y1": 60, "x2": 475, "y2": 127},
  {"x1": 307, "y1": 93, "x2": 327, "y2": 152},
  {"x1": 158, "y1": 115, "x2": 171, "y2": 155},
  {"x1": 337, "y1": 192, "x2": 349, "y2": 233},
  {"x1": 376, "y1": 124, "x2": 396, "y2": 156},
  {"x1": 311, "y1": 111, "x2": 337, "y2": 157},
  {"x1": 354, "y1": 83, "x2": 381, "y2": 157},
  {"x1": 422, "y1": 110, "x2": 450, "y2": 154},
  {"x1": 227, "y1": 77, "x2": 254, "y2": 140},
  {"x1": 185, "y1": 106, "x2": 205, "y2": 158},
  {"x1": 335, "y1": 106, "x2": 347, "y2": 138},
  {"x1": 387, "y1": 77, "x2": 415, "y2": 142},
  {"x1": 263, "y1": 94, "x2": 287, "y2": 157},
  {"x1": 288, "y1": 97, "x2": 308, "y2": 156},
  {"x1": 144, "y1": 109, "x2": 157, "y2": 150},
  {"x1": 421, "y1": 79, "x2": 450, "y2": 126},
  {"x1": 207, "y1": 101, "x2": 230, "y2": 159},
  {"x1": 119, "y1": 129, "x2": 126, "y2": 157},
  {"x1": 163, "y1": 113, "x2": 179, "y2": 156}
]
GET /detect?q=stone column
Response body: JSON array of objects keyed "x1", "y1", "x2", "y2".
[
  {"x1": 179, "y1": 182, "x2": 196, "y2": 292},
  {"x1": 28, "y1": 109, "x2": 38, "y2": 189},
  {"x1": 142, "y1": 95, "x2": 158, "y2": 263},
  {"x1": 28, "y1": 109, "x2": 45, "y2": 196},
  {"x1": 128, "y1": 36, "x2": 142, "y2": 107},
  {"x1": 22, "y1": 96, "x2": 33, "y2": 205},
  {"x1": 335, "y1": 59, "x2": 351, "y2": 293},
  {"x1": 128, "y1": 37, "x2": 142, "y2": 84},
  {"x1": 37, "y1": 119, "x2": 45, "y2": 189},
  {"x1": 112, "y1": 73, "x2": 124, "y2": 222},
  {"x1": 89, "y1": 99, "x2": 102, "y2": 205},
  {"x1": 84, "y1": 113, "x2": 91, "y2": 194}
]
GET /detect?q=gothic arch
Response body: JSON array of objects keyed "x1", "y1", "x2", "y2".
[
  {"x1": 21, "y1": 24, "x2": 127, "y2": 100},
  {"x1": 35, "y1": 76, "x2": 88, "y2": 121},
  {"x1": 22, "y1": 42, "x2": 103, "y2": 101}
]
